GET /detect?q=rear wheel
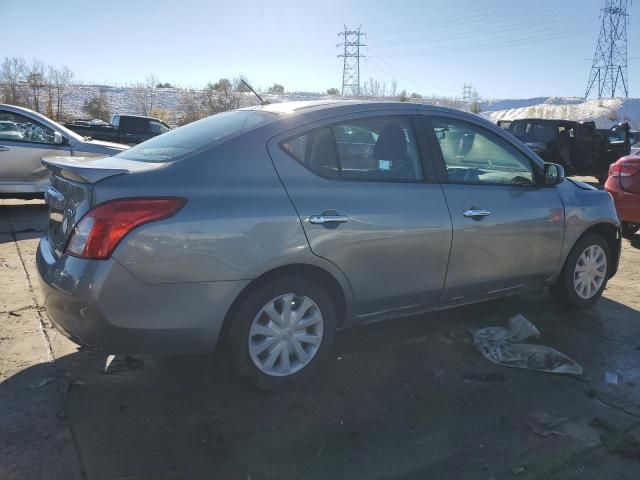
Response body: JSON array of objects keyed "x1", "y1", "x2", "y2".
[
  {"x1": 621, "y1": 222, "x2": 640, "y2": 238},
  {"x1": 228, "y1": 276, "x2": 337, "y2": 391},
  {"x1": 550, "y1": 233, "x2": 611, "y2": 308}
]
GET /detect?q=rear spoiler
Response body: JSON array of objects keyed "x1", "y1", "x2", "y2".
[{"x1": 42, "y1": 156, "x2": 165, "y2": 184}]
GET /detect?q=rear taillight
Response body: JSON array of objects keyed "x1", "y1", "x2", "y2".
[
  {"x1": 609, "y1": 159, "x2": 640, "y2": 177},
  {"x1": 65, "y1": 197, "x2": 186, "y2": 259}
]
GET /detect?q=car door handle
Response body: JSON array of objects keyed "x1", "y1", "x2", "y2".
[
  {"x1": 308, "y1": 214, "x2": 350, "y2": 225},
  {"x1": 0, "y1": 146, "x2": 9, "y2": 152},
  {"x1": 462, "y1": 209, "x2": 491, "y2": 218}
]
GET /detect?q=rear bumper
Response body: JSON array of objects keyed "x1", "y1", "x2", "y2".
[{"x1": 36, "y1": 235, "x2": 248, "y2": 354}]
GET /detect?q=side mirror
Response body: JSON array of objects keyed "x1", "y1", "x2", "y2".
[
  {"x1": 53, "y1": 131, "x2": 64, "y2": 145},
  {"x1": 544, "y1": 163, "x2": 565, "y2": 185}
]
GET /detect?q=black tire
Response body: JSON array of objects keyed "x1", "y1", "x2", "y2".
[
  {"x1": 228, "y1": 276, "x2": 337, "y2": 391},
  {"x1": 549, "y1": 233, "x2": 611, "y2": 308},
  {"x1": 621, "y1": 222, "x2": 640, "y2": 238}
]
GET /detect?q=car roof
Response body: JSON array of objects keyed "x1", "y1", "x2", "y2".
[
  {"x1": 506, "y1": 118, "x2": 590, "y2": 124},
  {"x1": 242, "y1": 99, "x2": 461, "y2": 116}
]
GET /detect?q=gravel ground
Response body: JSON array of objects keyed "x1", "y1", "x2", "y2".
[{"x1": 1, "y1": 198, "x2": 639, "y2": 480}]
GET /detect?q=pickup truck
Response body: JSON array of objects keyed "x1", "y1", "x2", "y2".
[
  {"x1": 64, "y1": 114, "x2": 171, "y2": 145},
  {"x1": 497, "y1": 118, "x2": 631, "y2": 183}
]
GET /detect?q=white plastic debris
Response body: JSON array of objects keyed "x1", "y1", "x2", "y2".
[
  {"x1": 104, "y1": 354, "x2": 116, "y2": 373},
  {"x1": 470, "y1": 314, "x2": 583, "y2": 375},
  {"x1": 603, "y1": 372, "x2": 619, "y2": 385}
]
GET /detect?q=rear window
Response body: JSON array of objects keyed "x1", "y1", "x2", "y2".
[{"x1": 116, "y1": 110, "x2": 277, "y2": 163}]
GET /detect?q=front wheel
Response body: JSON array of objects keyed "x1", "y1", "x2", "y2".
[
  {"x1": 228, "y1": 276, "x2": 337, "y2": 391},
  {"x1": 621, "y1": 222, "x2": 640, "y2": 238},
  {"x1": 550, "y1": 233, "x2": 611, "y2": 308}
]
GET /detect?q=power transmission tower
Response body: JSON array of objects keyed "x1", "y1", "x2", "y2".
[
  {"x1": 585, "y1": 0, "x2": 630, "y2": 99},
  {"x1": 338, "y1": 26, "x2": 366, "y2": 97},
  {"x1": 461, "y1": 84, "x2": 474, "y2": 103}
]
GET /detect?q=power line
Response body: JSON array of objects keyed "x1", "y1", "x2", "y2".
[
  {"x1": 585, "y1": 0, "x2": 630, "y2": 99},
  {"x1": 368, "y1": 1, "x2": 555, "y2": 34},
  {"x1": 338, "y1": 26, "x2": 366, "y2": 97},
  {"x1": 375, "y1": 28, "x2": 592, "y2": 58},
  {"x1": 373, "y1": 11, "x2": 593, "y2": 48}
]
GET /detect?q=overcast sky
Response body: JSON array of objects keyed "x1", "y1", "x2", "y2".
[{"x1": 2, "y1": 0, "x2": 638, "y2": 99}]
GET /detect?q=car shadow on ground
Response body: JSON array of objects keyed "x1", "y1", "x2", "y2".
[
  {"x1": 0, "y1": 201, "x2": 47, "y2": 243},
  {"x1": 2, "y1": 293, "x2": 639, "y2": 480}
]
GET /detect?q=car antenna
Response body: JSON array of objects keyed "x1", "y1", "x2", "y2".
[{"x1": 241, "y1": 79, "x2": 270, "y2": 105}]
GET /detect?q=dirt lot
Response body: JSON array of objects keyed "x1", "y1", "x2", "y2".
[{"x1": 1, "y1": 198, "x2": 639, "y2": 480}]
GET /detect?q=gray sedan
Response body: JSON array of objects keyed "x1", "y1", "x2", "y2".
[
  {"x1": 36, "y1": 101, "x2": 621, "y2": 390},
  {"x1": 0, "y1": 104, "x2": 128, "y2": 197}
]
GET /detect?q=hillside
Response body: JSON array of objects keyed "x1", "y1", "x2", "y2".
[{"x1": 7, "y1": 84, "x2": 640, "y2": 130}]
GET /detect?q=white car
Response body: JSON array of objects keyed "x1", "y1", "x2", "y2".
[
  {"x1": 0, "y1": 104, "x2": 129, "y2": 198},
  {"x1": 632, "y1": 141, "x2": 640, "y2": 156}
]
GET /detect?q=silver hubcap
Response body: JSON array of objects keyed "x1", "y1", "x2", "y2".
[
  {"x1": 248, "y1": 293, "x2": 323, "y2": 377},
  {"x1": 573, "y1": 244, "x2": 607, "y2": 299}
]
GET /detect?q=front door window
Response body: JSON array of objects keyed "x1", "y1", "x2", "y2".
[
  {"x1": 0, "y1": 111, "x2": 57, "y2": 144},
  {"x1": 432, "y1": 117, "x2": 535, "y2": 186}
]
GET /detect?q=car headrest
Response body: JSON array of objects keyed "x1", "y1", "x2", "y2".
[{"x1": 373, "y1": 124, "x2": 407, "y2": 160}]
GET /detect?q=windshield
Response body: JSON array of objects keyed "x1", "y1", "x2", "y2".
[{"x1": 116, "y1": 110, "x2": 277, "y2": 162}]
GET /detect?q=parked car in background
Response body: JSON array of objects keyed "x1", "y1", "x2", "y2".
[
  {"x1": 498, "y1": 118, "x2": 630, "y2": 182},
  {"x1": 0, "y1": 104, "x2": 128, "y2": 198},
  {"x1": 64, "y1": 114, "x2": 171, "y2": 145},
  {"x1": 38, "y1": 101, "x2": 621, "y2": 390},
  {"x1": 631, "y1": 141, "x2": 640, "y2": 156},
  {"x1": 0, "y1": 120, "x2": 24, "y2": 140},
  {"x1": 68, "y1": 118, "x2": 111, "y2": 128},
  {"x1": 605, "y1": 154, "x2": 640, "y2": 237}
]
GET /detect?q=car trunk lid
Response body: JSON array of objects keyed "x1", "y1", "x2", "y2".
[{"x1": 42, "y1": 156, "x2": 167, "y2": 257}]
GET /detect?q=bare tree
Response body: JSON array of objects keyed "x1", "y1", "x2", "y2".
[
  {"x1": 203, "y1": 80, "x2": 240, "y2": 114},
  {"x1": 25, "y1": 60, "x2": 46, "y2": 112},
  {"x1": 469, "y1": 89, "x2": 481, "y2": 114},
  {"x1": 213, "y1": 78, "x2": 232, "y2": 91},
  {"x1": 233, "y1": 75, "x2": 251, "y2": 93},
  {"x1": 1, "y1": 57, "x2": 26, "y2": 105},
  {"x1": 362, "y1": 77, "x2": 384, "y2": 99},
  {"x1": 133, "y1": 73, "x2": 158, "y2": 115},
  {"x1": 391, "y1": 80, "x2": 398, "y2": 98},
  {"x1": 178, "y1": 89, "x2": 206, "y2": 125},
  {"x1": 51, "y1": 65, "x2": 74, "y2": 121},
  {"x1": 45, "y1": 66, "x2": 56, "y2": 118}
]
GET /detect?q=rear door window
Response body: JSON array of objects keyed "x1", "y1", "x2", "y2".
[{"x1": 281, "y1": 116, "x2": 423, "y2": 181}]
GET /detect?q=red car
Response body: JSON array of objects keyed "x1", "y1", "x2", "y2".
[{"x1": 605, "y1": 154, "x2": 640, "y2": 237}]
